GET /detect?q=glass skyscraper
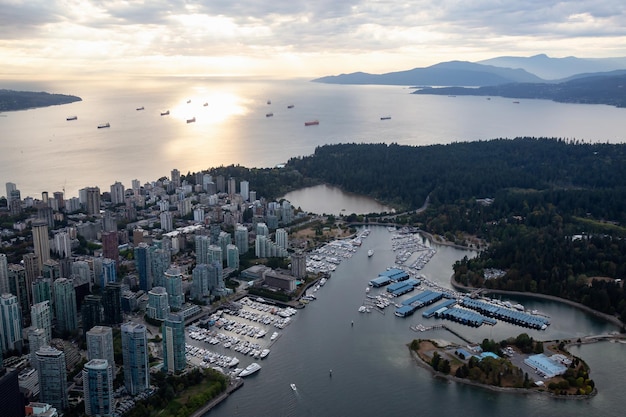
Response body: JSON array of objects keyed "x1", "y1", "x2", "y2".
[
  {"x1": 162, "y1": 313, "x2": 186, "y2": 373},
  {"x1": 83, "y1": 359, "x2": 113, "y2": 416},
  {"x1": 36, "y1": 345, "x2": 68, "y2": 410},
  {"x1": 121, "y1": 322, "x2": 149, "y2": 395},
  {"x1": 53, "y1": 278, "x2": 77, "y2": 334}
]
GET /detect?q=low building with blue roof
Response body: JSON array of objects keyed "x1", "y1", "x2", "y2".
[
  {"x1": 524, "y1": 354, "x2": 567, "y2": 378},
  {"x1": 378, "y1": 268, "x2": 409, "y2": 282}
]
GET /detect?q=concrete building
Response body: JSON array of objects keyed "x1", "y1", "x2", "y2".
[
  {"x1": 226, "y1": 244, "x2": 239, "y2": 270},
  {"x1": 0, "y1": 253, "x2": 9, "y2": 296},
  {"x1": 86, "y1": 326, "x2": 115, "y2": 372},
  {"x1": 110, "y1": 181, "x2": 125, "y2": 205}
]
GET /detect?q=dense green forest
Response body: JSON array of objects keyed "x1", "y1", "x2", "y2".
[
  {"x1": 285, "y1": 139, "x2": 626, "y2": 323},
  {"x1": 412, "y1": 73, "x2": 626, "y2": 108}
]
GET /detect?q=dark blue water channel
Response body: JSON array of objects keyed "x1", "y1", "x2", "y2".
[{"x1": 206, "y1": 226, "x2": 625, "y2": 417}]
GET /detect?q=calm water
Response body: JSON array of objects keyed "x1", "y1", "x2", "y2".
[
  {"x1": 1, "y1": 77, "x2": 626, "y2": 198},
  {"x1": 282, "y1": 184, "x2": 393, "y2": 215},
  {"x1": 207, "y1": 226, "x2": 624, "y2": 417}
]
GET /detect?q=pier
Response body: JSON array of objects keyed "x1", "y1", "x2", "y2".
[{"x1": 409, "y1": 323, "x2": 473, "y2": 344}]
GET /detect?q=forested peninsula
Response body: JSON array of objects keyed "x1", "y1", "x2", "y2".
[
  {"x1": 0, "y1": 89, "x2": 81, "y2": 111},
  {"x1": 283, "y1": 139, "x2": 626, "y2": 324},
  {"x1": 412, "y1": 73, "x2": 626, "y2": 108}
]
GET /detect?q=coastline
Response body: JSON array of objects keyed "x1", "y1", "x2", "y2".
[
  {"x1": 449, "y1": 276, "x2": 625, "y2": 329},
  {"x1": 188, "y1": 378, "x2": 244, "y2": 417},
  {"x1": 408, "y1": 347, "x2": 597, "y2": 399}
]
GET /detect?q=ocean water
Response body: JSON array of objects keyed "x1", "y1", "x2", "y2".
[
  {"x1": 206, "y1": 226, "x2": 625, "y2": 417},
  {"x1": 1, "y1": 77, "x2": 626, "y2": 198}
]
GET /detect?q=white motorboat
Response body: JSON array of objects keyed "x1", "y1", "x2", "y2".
[{"x1": 238, "y1": 362, "x2": 261, "y2": 377}]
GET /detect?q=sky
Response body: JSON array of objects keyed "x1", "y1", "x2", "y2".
[{"x1": 1, "y1": 0, "x2": 626, "y2": 80}]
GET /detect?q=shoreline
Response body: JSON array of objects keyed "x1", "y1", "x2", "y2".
[
  {"x1": 449, "y1": 276, "x2": 625, "y2": 330},
  {"x1": 188, "y1": 378, "x2": 244, "y2": 417},
  {"x1": 408, "y1": 347, "x2": 597, "y2": 399}
]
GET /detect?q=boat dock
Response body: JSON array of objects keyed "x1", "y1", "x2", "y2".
[{"x1": 409, "y1": 323, "x2": 473, "y2": 344}]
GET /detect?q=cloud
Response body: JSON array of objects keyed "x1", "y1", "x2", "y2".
[{"x1": 1, "y1": 0, "x2": 626, "y2": 78}]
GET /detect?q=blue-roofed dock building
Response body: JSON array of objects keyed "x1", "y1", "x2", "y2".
[
  {"x1": 379, "y1": 268, "x2": 410, "y2": 282},
  {"x1": 394, "y1": 290, "x2": 443, "y2": 317},
  {"x1": 460, "y1": 298, "x2": 550, "y2": 330},
  {"x1": 387, "y1": 279, "x2": 421, "y2": 297},
  {"x1": 369, "y1": 276, "x2": 392, "y2": 288},
  {"x1": 422, "y1": 299, "x2": 457, "y2": 318}
]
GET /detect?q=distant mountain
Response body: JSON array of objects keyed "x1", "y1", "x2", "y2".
[
  {"x1": 312, "y1": 61, "x2": 544, "y2": 87},
  {"x1": 0, "y1": 89, "x2": 81, "y2": 112},
  {"x1": 478, "y1": 54, "x2": 626, "y2": 80},
  {"x1": 412, "y1": 73, "x2": 626, "y2": 108}
]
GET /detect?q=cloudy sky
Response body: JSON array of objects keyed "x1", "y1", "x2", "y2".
[{"x1": 2, "y1": 0, "x2": 626, "y2": 80}]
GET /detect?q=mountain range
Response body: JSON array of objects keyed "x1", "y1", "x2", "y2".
[
  {"x1": 312, "y1": 54, "x2": 626, "y2": 86},
  {"x1": 312, "y1": 54, "x2": 626, "y2": 108}
]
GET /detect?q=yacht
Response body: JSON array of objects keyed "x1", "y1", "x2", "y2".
[
  {"x1": 368, "y1": 249, "x2": 374, "y2": 257},
  {"x1": 260, "y1": 349, "x2": 270, "y2": 359},
  {"x1": 290, "y1": 383, "x2": 297, "y2": 391},
  {"x1": 238, "y1": 362, "x2": 261, "y2": 377}
]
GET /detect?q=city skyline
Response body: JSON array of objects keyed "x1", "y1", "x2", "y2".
[{"x1": 1, "y1": 1, "x2": 626, "y2": 80}]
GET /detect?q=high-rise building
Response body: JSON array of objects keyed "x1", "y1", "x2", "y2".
[
  {"x1": 31, "y1": 300, "x2": 52, "y2": 342},
  {"x1": 7, "y1": 264, "x2": 30, "y2": 326},
  {"x1": 0, "y1": 366, "x2": 26, "y2": 417},
  {"x1": 53, "y1": 278, "x2": 77, "y2": 335},
  {"x1": 81, "y1": 295, "x2": 103, "y2": 337},
  {"x1": 256, "y1": 222, "x2": 269, "y2": 237},
  {"x1": 102, "y1": 282, "x2": 123, "y2": 325},
  {"x1": 41, "y1": 259, "x2": 60, "y2": 281},
  {"x1": 275, "y1": 228, "x2": 288, "y2": 250},
  {"x1": 150, "y1": 247, "x2": 170, "y2": 288},
  {"x1": 83, "y1": 359, "x2": 114, "y2": 417},
  {"x1": 195, "y1": 235, "x2": 211, "y2": 265},
  {"x1": 282, "y1": 200, "x2": 294, "y2": 224},
  {"x1": 218, "y1": 231, "x2": 231, "y2": 260},
  {"x1": 121, "y1": 322, "x2": 149, "y2": 395},
  {"x1": 146, "y1": 287, "x2": 169, "y2": 320},
  {"x1": 291, "y1": 251, "x2": 307, "y2": 279},
  {"x1": 226, "y1": 243, "x2": 240, "y2": 270},
  {"x1": 160, "y1": 211, "x2": 173, "y2": 232},
  {"x1": 86, "y1": 326, "x2": 115, "y2": 371},
  {"x1": 215, "y1": 175, "x2": 225, "y2": 193},
  {"x1": 53, "y1": 191, "x2": 65, "y2": 210},
  {"x1": 208, "y1": 244, "x2": 222, "y2": 265},
  {"x1": 162, "y1": 313, "x2": 186, "y2": 373},
  {"x1": 85, "y1": 187, "x2": 101, "y2": 216},
  {"x1": 134, "y1": 243, "x2": 151, "y2": 291},
  {"x1": 227, "y1": 177, "x2": 236, "y2": 195},
  {"x1": 191, "y1": 264, "x2": 209, "y2": 301},
  {"x1": 37, "y1": 206, "x2": 54, "y2": 229},
  {"x1": 0, "y1": 253, "x2": 9, "y2": 295},
  {"x1": 163, "y1": 267, "x2": 183, "y2": 310},
  {"x1": 23, "y1": 253, "x2": 41, "y2": 289},
  {"x1": 28, "y1": 328, "x2": 48, "y2": 370},
  {"x1": 240, "y1": 180, "x2": 249, "y2": 201},
  {"x1": 207, "y1": 261, "x2": 224, "y2": 295},
  {"x1": 36, "y1": 345, "x2": 68, "y2": 410},
  {"x1": 6, "y1": 182, "x2": 17, "y2": 206},
  {"x1": 53, "y1": 232, "x2": 72, "y2": 258},
  {"x1": 32, "y1": 220, "x2": 51, "y2": 270},
  {"x1": 110, "y1": 181, "x2": 125, "y2": 205},
  {"x1": 0, "y1": 293, "x2": 23, "y2": 353},
  {"x1": 32, "y1": 277, "x2": 53, "y2": 306},
  {"x1": 171, "y1": 169, "x2": 181, "y2": 188},
  {"x1": 101, "y1": 258, "x2": 117, "y2": 288},
  {"x1": 101, "y1": 231, "x2": 119, "y2": 262}
]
